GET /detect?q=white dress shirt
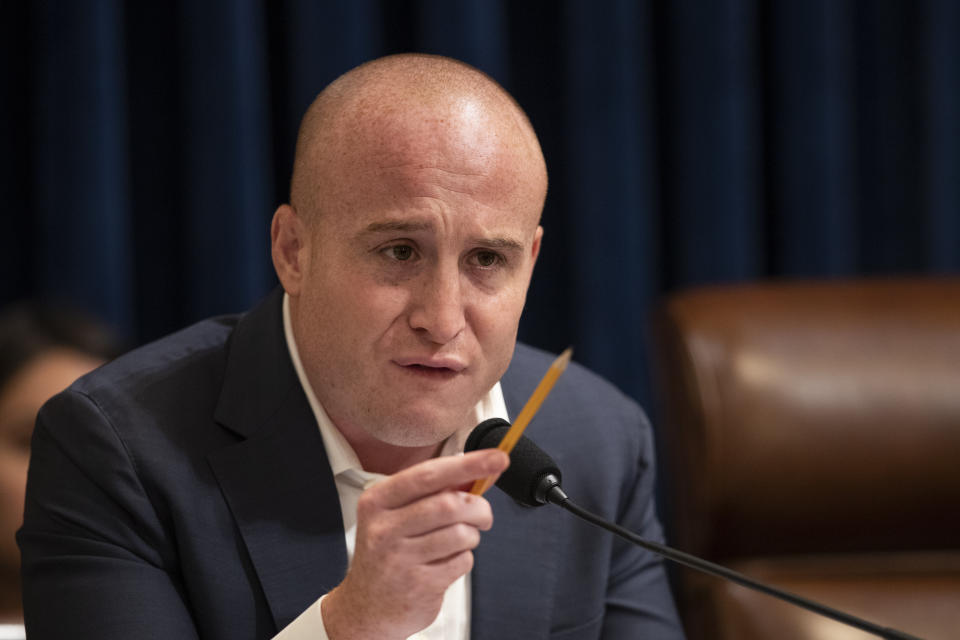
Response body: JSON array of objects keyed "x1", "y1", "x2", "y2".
[{"x1": 274, "y1": 294, "x2": 508, "y2": 640}]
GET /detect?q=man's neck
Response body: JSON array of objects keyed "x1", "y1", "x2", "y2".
[{"x1": 349, "y1": 436, "x2": 444, "y2": 475}]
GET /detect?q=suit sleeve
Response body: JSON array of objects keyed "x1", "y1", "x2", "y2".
[
  {"x1": 17, "y1": 389, "x2": 201, "y2": 639},
  {"x1": 602, "y1": 405, "x2": 686, "y2": 639}
]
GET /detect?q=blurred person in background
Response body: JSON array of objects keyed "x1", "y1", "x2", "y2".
[{"x1": 0, "y1": 302, "x2": 123, "y2": 634}]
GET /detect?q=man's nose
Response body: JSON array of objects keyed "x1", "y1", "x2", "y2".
[{"x1": 408, "y1": 266, "x2": 467, "y2": 344}]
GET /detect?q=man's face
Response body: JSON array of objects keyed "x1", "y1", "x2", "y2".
[{"x1": 285, "y1": 100, "x2": 545, "y2": 449}]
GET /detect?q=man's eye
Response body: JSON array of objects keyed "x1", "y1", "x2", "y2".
[
  {"x1": 386, "y1": 245, "x2": 415, "y2": 261},
  {"x1": 475, "y1": 251, "x2": 500, "y2": 267}
]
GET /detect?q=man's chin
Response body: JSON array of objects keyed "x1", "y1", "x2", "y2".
[{"x1": 367, "y1": 408, "x2": 473, "y2": 448}]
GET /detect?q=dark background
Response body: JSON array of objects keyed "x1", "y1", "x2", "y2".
[{"x1": 2, "y1": 0, "x2": 958, "y2": 416}]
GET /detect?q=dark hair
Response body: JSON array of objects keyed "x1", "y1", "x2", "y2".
[{"x1": 0, "y1": 301, "x2": 125, "y2": 396}]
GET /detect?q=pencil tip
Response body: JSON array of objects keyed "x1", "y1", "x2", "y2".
[{"x1": 556, "y1": 346, "x2": 573, "y2": 370}]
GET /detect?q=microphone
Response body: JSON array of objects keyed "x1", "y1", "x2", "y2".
[
  {"x1": 465, "y1": 418, "x2": 567, "y2": 506},
  {"x1": 465, "y1": 419, "x2": 923, "y2": 640}
]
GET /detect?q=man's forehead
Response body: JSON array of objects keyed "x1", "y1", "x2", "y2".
[
  {"x1": 328, "y1": 144, "x2": 537, "y2": 226},
  {"x1": 335, "y1": 118, "x2": 504, "y2": 186}
]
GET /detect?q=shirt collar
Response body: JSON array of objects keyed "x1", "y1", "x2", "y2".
[{"x1": 281, "y1": 293, "x2": 509, "y2": 479}]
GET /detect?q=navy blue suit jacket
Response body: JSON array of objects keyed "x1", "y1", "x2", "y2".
[{"x1": 19, "y1": 289, "x2": 682, "y2": 639}]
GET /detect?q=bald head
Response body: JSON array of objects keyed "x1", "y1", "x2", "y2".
[{"x1": 289, "y1": 54, "x2": 547, "y2": 224}]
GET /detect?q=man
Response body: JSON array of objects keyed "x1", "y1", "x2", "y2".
[{"x1": 19, "y1": 54, "x2": 683, "y2": 639}]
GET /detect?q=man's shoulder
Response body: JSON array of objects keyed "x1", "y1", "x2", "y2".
[
  {"x1": 504, "y1": 344, "x2": 653, "y2": 508},
  {"x1": 72, "y1": 313, "x2": 240, "y2": 401},
  {"x1": 506, "y1": 342, "x2": 643, "y2": 418},
  {"x1": 504, "y1": 342, "x2": 649, "y2": 456},
  {"x1": 46, "y1": 289, "x2": 291, "y2": 446},
  {"x1": 31, "y1": 311, "x2": 250, "y2": 491}
]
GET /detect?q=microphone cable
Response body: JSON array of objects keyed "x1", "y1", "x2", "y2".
[{"x1": 545, "y1": 486, "x2": 922, "y2": 640}]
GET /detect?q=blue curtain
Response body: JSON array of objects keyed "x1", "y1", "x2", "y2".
[{"x1": 2, "y1": 1, "x2": 958, "y2": 413}]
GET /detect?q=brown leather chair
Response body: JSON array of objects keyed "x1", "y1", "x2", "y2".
[{"x1": 652, "y1": 278, "x2": 960, "y2": 640}]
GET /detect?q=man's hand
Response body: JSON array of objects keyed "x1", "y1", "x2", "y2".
[{"x1": 321, "y1": 449, "x2": 509, "y2": 640}]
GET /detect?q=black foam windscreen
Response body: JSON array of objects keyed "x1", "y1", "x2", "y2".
[
  {"x1": 465, "y1": 418, "x2": 562, "y2": 507},
  {"x1": 464, "y1": 417, "x2": 510, "y2": 452}
]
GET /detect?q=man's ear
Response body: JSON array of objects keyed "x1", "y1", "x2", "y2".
[
  {"x1": 271, "y1": 204, "x2": 309, "y2": 296},
  {"x1": 530, "y1": 225, "x2": 543, "y2": 264}
]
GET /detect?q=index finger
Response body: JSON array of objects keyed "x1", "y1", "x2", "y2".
[{"x1": 369, "y1": 449, "x2": 509, "y2": 508}]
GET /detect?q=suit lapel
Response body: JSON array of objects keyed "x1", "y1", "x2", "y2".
[
  {"x1": 207, "y1": 290, "x2": 348, "y2": 630},
  {"x1": 471, "y1": 364, "x2": 561, "y2": 640}
]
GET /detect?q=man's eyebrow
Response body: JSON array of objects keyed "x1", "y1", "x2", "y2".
[
  {"x1": 361, "y1": 220, "x2": 434, "y2": 235},
  {"x1": 360, "y1": 221, "x2": 526, "y2": 252},
  {"x1": 472, "y1": 236, "x2": 525, "y2": 252}
]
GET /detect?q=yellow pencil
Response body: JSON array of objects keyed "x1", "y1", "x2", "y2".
[{"x1": 469, "y1": 347, "x2": 573, "y2": 495}]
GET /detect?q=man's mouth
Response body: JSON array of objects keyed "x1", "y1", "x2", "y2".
[
  {"x1": 402, "y1": 364, "x2": 458, "y2": 378},
  {"x1": 392, "y1": 356, "x2": 466, "y2": 378}
]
